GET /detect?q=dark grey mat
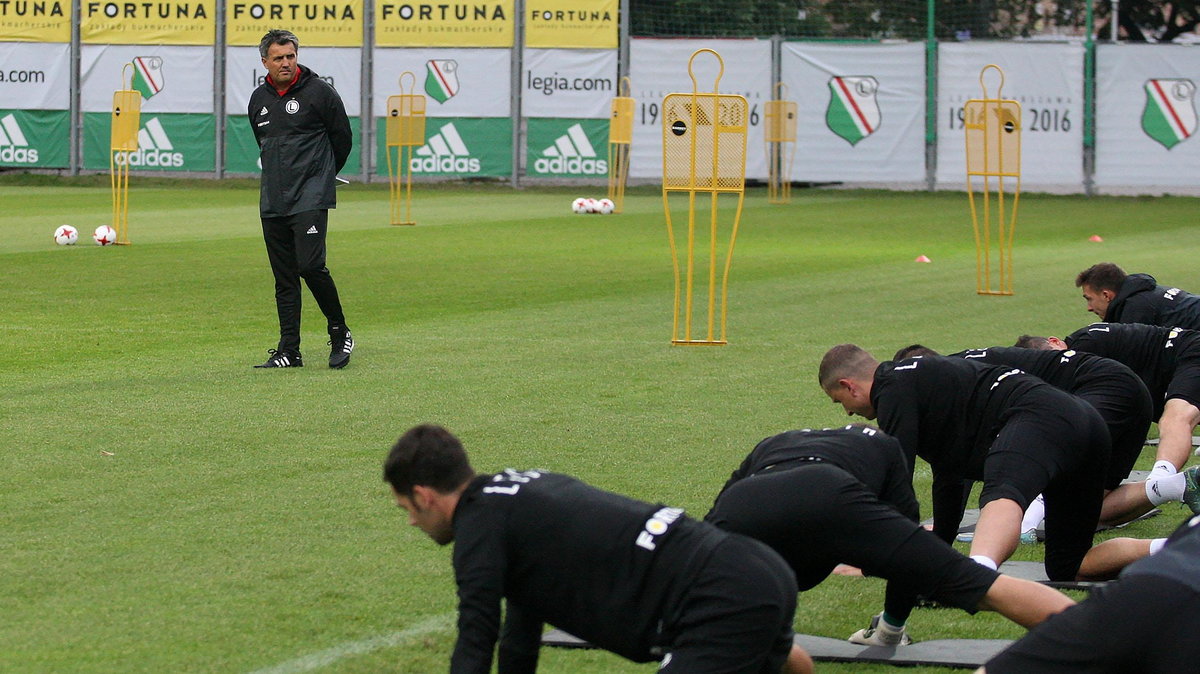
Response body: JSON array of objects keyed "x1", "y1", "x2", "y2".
[
  {"x1": 1145, "y1": 436, "x2": 1200, "y2": 447},
  {"x1": 998, "y1": 560, "x2": 1109, "y2": 591},
  {"x1": 793, "y1": 634, "x2": 1012, "y2": 668},
  {"x1": 542, "y1": 629, "x2": 1010, "y2": 668}
]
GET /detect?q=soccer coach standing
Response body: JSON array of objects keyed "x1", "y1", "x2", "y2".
[{"x1": 249, "y1": 29, "x2": 355, "y2": 369}]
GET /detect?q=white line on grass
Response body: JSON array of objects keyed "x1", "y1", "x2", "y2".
[{"x1": 249, "y1": 612, "x2": 455, "y2": 674}]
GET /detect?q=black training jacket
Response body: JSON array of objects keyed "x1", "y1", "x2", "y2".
[
  {"x1": 1104, "y1": 273, "x2": 1200, "y2": 330},
  {"x1": 951, "y1": 345, "x2": 1146, "y2": 398},
  {"x1": 449, "y1": 470, "x2": 728, "y2": 674},
  {"x1": 706, "y1": 425, "x2": 920, "y2": 523},
  {"x1": 1066, "y1": 322, "x2": 1200, "y2": 416},
  {"x1": 248, "y1": 65, "x2": 352, "y2": 217}
]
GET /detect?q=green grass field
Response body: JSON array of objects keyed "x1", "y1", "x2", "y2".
[{"x1": 2, "y1": 174, "x2": 1195, "y2": 673}]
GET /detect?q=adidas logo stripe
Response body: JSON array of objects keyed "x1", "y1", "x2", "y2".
[
  {"x1": 534, "y1": 123, "x2": 607, "y2": 175},
  {"x1": 0, "y1": 113, "x2": 38, "y2": 163},
  {"x1": 542, "y1": 123, "x2": 596, "y2": 158},
  {"x1": 117, "y1": 117, "x2": 184, "y2": 168},
  {"x1": 411, "y1": 122, "x2": 480, "y2": 173},
  {"x1": 306, "y1": 225, "x2": 318, "y2": 234}
]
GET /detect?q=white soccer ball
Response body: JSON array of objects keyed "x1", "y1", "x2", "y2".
[
  {"x1": 584, "y1": 198, "x2": 599, "y2": 214},
  {"x1": 93, "y1": 225, "x2": 116, "y2": 246},
  {"x1": 53, "y1": 225, "x2": 78, "y2": 245},
  {"x1": 571, "y1": 197, "x2": 588, "y2": 214},
  {"x1": 597, "y1": 198, "x2": 615, "y2": 215}
]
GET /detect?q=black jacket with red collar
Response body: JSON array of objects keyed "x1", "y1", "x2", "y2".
[{"x1": 248, "y1": 64, "x2": 352, "y2": 217}]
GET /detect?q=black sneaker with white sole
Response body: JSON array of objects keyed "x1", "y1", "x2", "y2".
[
  {"x1": 328, "y1": 327, "x2": 354, "y2": 369},
  {"x1": 254, "y1": 349, "x2": 303, "y2": 368}
]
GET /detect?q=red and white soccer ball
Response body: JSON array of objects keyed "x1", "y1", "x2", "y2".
[
  {"x1": 596, "y1": 198, "x2": 615, "y2": 215},
  {"x1": 571, "y1": 197, "x2": 589, "y2": 214},
  {"x1": 93, "y1": 225, "x2": 117, "y2": 246},
  {"x1": 53, "y1": 225, "x2": 78, "y2": 245}
]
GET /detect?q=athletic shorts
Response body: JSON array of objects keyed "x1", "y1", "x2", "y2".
[
  {"x1": 985, "y1": 574, "x2": 1200, "y2": 673},
  {"x1": 658, "y1": 535, "x2": 797, "y2": 674},
  {"x1": 980, "y1": 393, "x2": 1109, "y2": 581},
  {"x1": 707, "y1": 464, "x2": 997, "y2": 615},
  {"x1": 1165, "y1": 341, "x2": 1200, "y2": 410},
  {"x1": 1073, "y1": 372, "x2": 1154, "y2": 488}
]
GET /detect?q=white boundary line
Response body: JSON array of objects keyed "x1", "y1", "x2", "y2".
[{"x1": 249, "y1": 613, "x2": 455, "y2": 674}]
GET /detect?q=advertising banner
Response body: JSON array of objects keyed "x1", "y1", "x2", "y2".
[
  {"x1": 83, "y1": 112, "x2": 215, "y2": 171},
  {"x1": 225, "y1": 117, "x2": 361, "y2": 174},
  {"x1": 0, "y1": 42, "x2": 71, "y2": 109},
  {"x1": 226, "y1": 0, "x2": 362, "y2": 47},
  {"x1": 525, "y1": 117, "x2": 607, "y2": 177},
  {"x1": 81, "y1": 0, "x2": 216, "y2": 45},
  {"x1": 1094, "y1": 44, "x2": 1200, "y2": 189},
  {"x1": 372, "y1": 48, "x2": 510, "y2": 118},
  {"x1": 374, "y1": 117, "x2": 512, "y2": 177},
  {"x1": 82, "y1": 45, "x2": 214, "y2": 113},
  {"x1": 629, "y1": 38, "x2": 772, "y2": 179},
  {"x1": 522, "y1": 48, "x2": 616, "y2": 119},
  {"x1": 781, "y1": 41, "x2": 925, "y2": 182},
  {"x1": 0, "y1": 109, "x2": 69, "y2": 167},
  {"x1": 936, "y1": 41, "x2": 1084, "y2": 187},
  {"x1": 0, "y1": 0, "x2": 70, "y2": 42},
  {"x1": 375, "y1": 0, "x2": 513, "y2": 48},
  {"x1": 525, "y1": 0, "x2": 617, "y2": 49},
  {"x1": 225, "y1": 46, "x2": 362, "y2": 116}
]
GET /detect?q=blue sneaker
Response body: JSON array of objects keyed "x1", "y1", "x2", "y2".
[
  {"x1": 1020, "y1": 528, "x2": 1039, "y2": 544},
  {"x1": 1183, "y1": 466, "x2": 1200, "y2": 514}
]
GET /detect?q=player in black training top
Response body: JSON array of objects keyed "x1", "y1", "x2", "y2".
[
  {"x1": 382, "y1": 424, "x2": 813, "y2": 674},
  {"x1": 1017, "y1": 324, "x2": 1200, "y2": 518},
  {"x1": 981, "y1": 514, "x2": 1200, "y2": 673},
  {"x1": 895, "y1": 343, "x2": 1154, "y2": 526},
  {"x1": 704, "y1": 425, "x2": 1073, "y2": 646},
  {"x1": 819, "y1": 344, "x2": 1110, "y2": 583},
  {"x1": 1075, "y1": 262, "x2": 1200, "y2": 330}
]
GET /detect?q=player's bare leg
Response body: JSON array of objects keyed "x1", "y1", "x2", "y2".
[
  {"x1": 1156, "y1": 399, "x2": 1200, "y2": 469},
  {"x1": 969, "y1": 498, "x2": 1023, "y2": 568},
  {"x1": 783, "y1": 644, "x2": 813, "y2": 674},
  {"x1": 976, "y1": 574, "x2": 1074, "y2": 628}
]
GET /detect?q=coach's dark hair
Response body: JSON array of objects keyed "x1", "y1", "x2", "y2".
[
  {"x1": 893, "y1": 344, "x2": 939, "y2": 361},
  {"x1": 1014, "y1": 335, "x2": 1050, "y2": 349},
  {"x1": 383, "y1": 424, "x2": 475, "y2": 498},
  {"x1": 259, "y1": 29, "x2": 299, "y2": 59},
  {"x1": 1075, "y1": 263, "x2": 1127, "y2": 292}
]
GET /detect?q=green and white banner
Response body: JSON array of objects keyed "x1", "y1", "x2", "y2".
[
  {"x1": 83, "y1": 112, "x2": 215, "y2": 171},
  {"x1": 936, "y1": 41, "x2": 1084, "y2": 188},
  {"x1": 374, "y1": 117, "x2": 511, "y2": 177},
  {"x1": 226, "y1": 115, "x2": 362, "y2": 174},
  {"x1": 628, "y1": 38, "x2": 772, "y2": 179},
  {"x1": 522, "y1": 48, "x2": 616, "y2": 119},
  {"x1": 0, "y1": 42, "x2": 71, "y2": 109},
  {"x1": 372, "y1": 48, "x2": 511, "y2": 118},
  {"x1": 781, "y1": 42, "x2": 924, "y2": 182},
  {"x1": 1095, "y1": 44, "x2": 1200, "y2": 188},
  {"x1": 525, "y1": 118, "x2": 607, "y2": 177},
  {"x1": 0, "y1": 108, "x2": 69, "y2": 167}
]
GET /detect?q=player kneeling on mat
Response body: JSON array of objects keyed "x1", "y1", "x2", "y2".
[
  {"x1": 383, "y1": 424, "x2": 813, "y2": 674},
  {"x1": 705, "y1": 425, "x2": 1075, "y2": 646}
]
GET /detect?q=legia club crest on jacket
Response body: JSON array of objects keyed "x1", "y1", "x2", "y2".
[
  {"x1": 132, "y1": 56, "x2": 165, "y2": 101},
  {"x1": 826, "y1": 76, "x2": 880, "y2": 146},
  {"x1": 1142, "y1": 78, "x2": 1196, "y2": 150},
  {"x1": 425, "y1": 59, "x2": 460, "y2": 104}
]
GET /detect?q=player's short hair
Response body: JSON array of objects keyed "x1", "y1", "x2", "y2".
[
  {"x1": 818, "y1": 344, "x2": 879, "y2": 390},
  {"x1": 259, "y1": 29, "x2": 300, "y2": 59},
  {"x1": 1014, "y1": 335, "x2": 1051, "y2": 349},
  {"x1": 383, "y1": 424, "x2": 475, "y2": 498},
  {"x1": 1075, "y1": 263, "x2": 1127, "y2": 292},
  {"x1": 893, "y1": 344, "x2": 939, "y2": 360}
]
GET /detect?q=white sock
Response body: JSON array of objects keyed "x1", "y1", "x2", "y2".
[
  {"x1": 1021, "y1": 494, "x2": 1046, "y2": 532},
  {"x1": 1149, "y1": 538, "x2": 1169, "y2": 555},
  {"x1": 970, "y1": 554, "x2": 998, "y2": 570},
  {"x1": 1151, "y1": 460, "x2": 1177, "y2": 477},
  {"x1": 1145, "y1": 472, "x2": 1186, "y2": 505}
]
